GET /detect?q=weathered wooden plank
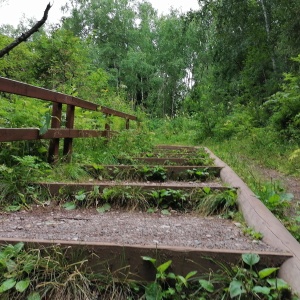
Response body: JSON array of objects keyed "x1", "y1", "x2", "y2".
[
  {"x1": 0, "y1": 128, "x2": 38, "y2": 141},
  {"x1": 0, "y1": 239, "x2": 292, "y2": 282},
  {"x1": 42, "y1": 129, "x2": 109, "y2": 139},
  {"x1": 100, "y1": 106, "x2": 137, "y2": 120},
  {"x1": 0, "y1": 128, "x2": 109, "y2": 142},
  {"x1": 39, "y1": 182, "x2": 231, "y2": 196},
  {"x1": 0, "y1": 77, "x2": 98, "y2": 111},
  {"x1": 0, "y1": 77, "x2": 137, "y2": 120}
]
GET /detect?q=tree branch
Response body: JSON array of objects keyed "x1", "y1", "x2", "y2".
[{"x1": 0, "y1": 3, "x2": 52, "y2": 58}]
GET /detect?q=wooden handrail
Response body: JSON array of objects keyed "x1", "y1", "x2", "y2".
[
  {"x1": 0, "y1": 77, "x2": 137, "y2": 120},
  {"x1": 0, "y1": 77, "x2": 137, "y2": 162}
]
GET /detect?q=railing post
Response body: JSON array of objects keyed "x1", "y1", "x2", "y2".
[
  {"x1": 105, "y1": 114, "x2": 111, "y2": 139},
  {"x1": 126, "y1": 119, "x2": 129, "y2": 130},
  {"x1": 48, "y1": 102, "x2": 62, "y2": 163},
  {"x1": 63, "y1": 104, "x2": 75, "y2": 160}
]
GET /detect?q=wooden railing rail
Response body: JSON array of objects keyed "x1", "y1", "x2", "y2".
[{"x1": 0, "y1": 77, "x2": 137, "y2": 162}]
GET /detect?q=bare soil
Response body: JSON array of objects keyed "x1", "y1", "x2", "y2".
[{"x1": 0, "y1": 205, "x2": 281, "y2": 252}]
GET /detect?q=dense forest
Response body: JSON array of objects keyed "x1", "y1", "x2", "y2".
[
  {"x1": 1, "y1": 1, "x2": 300, "y2": 298},
  {"x1": 0, "y1": 0, "x2": 300, "y2": 167}
]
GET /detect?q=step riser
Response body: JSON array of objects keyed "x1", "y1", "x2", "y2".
[
  {"x1": 0, "y1": 239, "x2": 292, "y2": 282},
  {"x1": 39, "y1": 182, "x2": 231, "y2": 196}
]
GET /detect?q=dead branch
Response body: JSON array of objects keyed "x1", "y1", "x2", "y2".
[{"x1": 0, "y1": 2, "x2": 52, "y2": 58}]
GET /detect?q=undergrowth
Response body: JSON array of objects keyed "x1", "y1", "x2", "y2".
[
  {"x1": 0, "y1": 243, "x2": 297, "y2": 300},
  {"x1": 56, "y1": 186, "x2": 238, "y2": 217}
]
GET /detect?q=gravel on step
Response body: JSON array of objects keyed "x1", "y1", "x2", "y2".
[{"x1": 0, "y1": 207, "x2": 281, "y2": 252}]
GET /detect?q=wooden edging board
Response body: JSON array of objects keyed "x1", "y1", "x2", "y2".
[
  {"x1": 205, "y1": 147, "x2": 300, "y2": 294},
  {"x1": 40, "y1": 182, "x2": 229, "y2": 196},
  {"x1": 0, "y1": 238, "x2": 291, "y2": 282}
]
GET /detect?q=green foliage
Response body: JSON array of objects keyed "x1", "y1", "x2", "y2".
[
  {"x1": 185, "y1": 168, "x2": 211, "y2": 181},
  {"x1": 148, "y1": 189, "x2": 188, "y2": 211},
  {"x1": 139, "y1": 166, "x2": 167, "y2": 182},
  {"x1": 265, "y1": 55, "x2": 300, "y2": 143},
  {"x1": 142, "y1": 256, "x2": 198, "y2": 299},
  {"x1": 254, "y1": 181, "x2": 293, "y2": 219},
  {"x1": 242, "y1": 227, "x2": 264, "y2": 240},
  {"x1": 0, "y1": 243, "x2": 110, "y2": 299},
  {"x1": 218, "y1": 253, "x2": 292, "y2": 299},
  {"x1": 141, "y1": 254, "x2": 296, "y2": 299},
  {"x1": 0, "y1": 243, "x2": 297, "y2": 299},
  {"x1": 206, "y1": 139, "x2": 300, "y2": 241},
  {"x1": 0, "y1": 34, "x2": 36, "y2": 81},
  {"x1": 194, "y1": 187, "x2": 238, "y2": 217},
  {"x1": 0, "y1": 156, "x2": 51, "y2": 208}
]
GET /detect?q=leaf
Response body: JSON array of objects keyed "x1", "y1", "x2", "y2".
[
  {"x1": 145, "y1": 282, "x2": 162, "y2": 300},
  {"x1": 147, "y1": 208, "x2": 155, "y2": 213},
  {"x1": 15, "y1": 278, "x2": 30, "y2": 292},
  {"x1": 0, "y1": 278, "x2": 16, "y2": 293},
  {"x1": 157, "y1": 260, "x2": 172, "y2": 273},
  {"x1": 177, "y1": 275, "x2": 187, "y2": 287},
  {"x1": 27, "y1": 292, "x2": 41, "y2": 300},
  {"x1": 199, "y1": 279, "x2": 214, "y2": 292},
  {"x1": 203, "y1": 187, "x2": 211, "y2": 194},
  {"x1": 252, "y1": 285, "x2": 271, "y2": 295},
  {"x1": 96, "y1": 203, "x2": 111, "y2": 213},
  {"x1": 5, "y1": 205, "x2": 21, "y2": 212},
  {"x1": 161, "y1": 209, "x2": 171, "y2": 215},
  {"x1": 39, "y1": 112, "x2": 52, "y2": 135},
  {"x1": 75, "y1": 193, "x2": 86, "y2": 201},
  {"x1": 281, "y1": 193, "x2": 294, "y2": 201},
  {"x1": 167, "y1": 272, "x2": 176, "y2": 279},
  {"x1": 62, "y1": 202, "x2": 76, "y2": 210},
  {"x1": 185, "y1": 270, "x2": 197, "y2": 280},
  {"x1": 6, "y1": 259, "x2": 17, "y2": 273},
  {"x1": 258, "y1": 267, "x2": 279, "y2": 279},
  {"x1": 242, "y1": 253, "x2": 260, "y2": 267},
  {"x1": 229, "y1": 280, "x2": 246, "y2": 298},
  {"x1": 268, "y1": 194, "x2": 281, "y2": 204},
  {"x1": 141, "y1": 256, "x2": 157, "y2": 265},
  {"x1": 13, "y1": 242, "x2": 24, "y2": 254},
  {"x1": 267, "y1": 278, "x2": 290, "y2": 290},
  {"x1": 160, "y1": 190, "x2": 170, "y2": 198}
]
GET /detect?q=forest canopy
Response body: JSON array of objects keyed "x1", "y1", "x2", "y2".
[{"x1": 0, "y1": 0, "x2": 300, "y2": 144}]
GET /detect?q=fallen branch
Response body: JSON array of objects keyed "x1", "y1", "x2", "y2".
[{"x1": 0, "y1": 2, "x2": 52, "y2": 58}]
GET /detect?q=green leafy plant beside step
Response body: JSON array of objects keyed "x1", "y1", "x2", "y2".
[
  {"x1": 138, "y1": 166, "x2": 168, "y2": 182},
  {"x1": 186, "y1": 168, "x2": 210, "y2": 181},
  {"x1": 141, "y1": 253, "x2": 297, "y2": 299},
  {"x1": 0, "y1": 156, "x2": 51, "y2": 210},
  {"x1": 142, "y1": 256, "x2": 197, "y2": 300},
  {"x1": 215, "y1": 253, "x2": 295, "y2": 299},
  {"x1": 148, "y1": 189, "x2": 189, "y2": 211},
  {"x1": 194, "y1": 187, "x2": 238, "y2": 217}
]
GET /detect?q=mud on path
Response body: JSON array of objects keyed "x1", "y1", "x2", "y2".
[{"x1": 0, "y1": 205, "x2": 282, "y2": 252}]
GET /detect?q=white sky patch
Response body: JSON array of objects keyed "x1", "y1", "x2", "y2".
[{"x1": 0, "y1": 0, "x2": 199, "y2": 27}]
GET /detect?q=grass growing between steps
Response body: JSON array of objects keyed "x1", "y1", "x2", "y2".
[
  {"x1": 43, "y1": 186, "x2": 238, "y2": 218},
  {"x1": 0, "y1": 242, "x2": 297, "y2": 300}
]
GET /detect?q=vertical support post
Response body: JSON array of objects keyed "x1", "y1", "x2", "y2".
[
  {"x1": 105, "y1": 114, "x2": 111, "y2": 139},
  {"x1": 63, "y1": 104, "x2": 75, "y2": 160},
  {"x1": 48, "y1": 102, "x2": 62, "y2": 163},
  {"x1": 126, "y1": 119, "x2": 129, "y2": 130}
]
